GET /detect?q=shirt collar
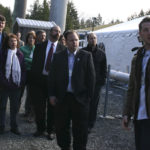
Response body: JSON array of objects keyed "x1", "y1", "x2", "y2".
[
  {"x1": 48, "y1": 40, "x2": 58, "y2": 47},
  {"x1": 67, "y1": 49, "x2": 78, "y2": 56}
]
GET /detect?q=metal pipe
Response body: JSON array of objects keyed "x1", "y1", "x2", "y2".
[
  {"x1": 110, "y1": 69, "x2": 129, "y2": 83},
  {"x1": 49, "y1": 0, "x2": 68, "y2": 33},
  {"x1": 103, "y1": 65, "x2": 111, "y2": 117}
]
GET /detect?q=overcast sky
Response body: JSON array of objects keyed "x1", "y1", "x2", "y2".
[{"x1": 0, "y1": 0, "x2": 150, "y2": 23}]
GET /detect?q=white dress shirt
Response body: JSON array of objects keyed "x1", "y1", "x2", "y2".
[
  {"x1": 137, "y1": 50, "x2": 150, "y2": 120},
  {"x1": 67, "y1": 49, "x2": 78, "y2": 92}
]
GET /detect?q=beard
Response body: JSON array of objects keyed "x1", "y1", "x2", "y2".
[{"x1": 51, "y1": 33, "x2": 59, "y2": 40}]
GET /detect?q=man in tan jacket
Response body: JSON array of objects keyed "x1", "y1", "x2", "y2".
[{"x1": 122, "y1": 17, "x2": 150, "y2": 150}]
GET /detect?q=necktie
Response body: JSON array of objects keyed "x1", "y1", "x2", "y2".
[{"x1": 45, "y1": 43, "x2": 54, "y2": 72}]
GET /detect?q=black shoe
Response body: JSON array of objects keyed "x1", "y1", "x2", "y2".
[
  {"x1": 33, "y1": 131, "x2": 44, "y2": 137},
  {"x1": 26, "y1": 116, "x2": 34, "y2": 123},
  {"x1": 46, "y1": 133, "x2": 55, "y2": 140},
  {"x1": 20, "y1": 113, "x2": 29, "y2": 118},
  {"x1": 88, "y1": 127, "x2": 92, "y2": 134},
  {"x1": 10, "y1": 128, "x2": 21, "y2": 135},
  {"x1": 0, "y1": 128, "x2": 4, "y2": 134}
]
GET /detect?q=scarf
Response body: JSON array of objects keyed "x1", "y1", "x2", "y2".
[{"x1": 5, "y1": 49, "x2": 21, "y2": 86}]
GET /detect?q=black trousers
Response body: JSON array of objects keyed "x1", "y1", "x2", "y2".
[
  {"x1": 88, "y1": 85, "x2": 101, "y2": 129},
  {"x1": 18, "y1": 71, "x2": 33, "y2": 115},
  {"x1": 31, "y1": 75, "x2": 55, "y2": 133},
  {"x1": 134, "y1": 119, "x2": 150, "y2": 150},
  {"x1": 0, "y1": 88, "x2": 21, "y2": 129},
  {"x1": 55, "y1": 93, "x2": 89, "y2": 150}
]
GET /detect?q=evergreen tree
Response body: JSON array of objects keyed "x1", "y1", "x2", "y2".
[
  {"x1": 115, "y1": 19, "x2": 122, "y2": 24},
  {"x1": 127, "y1": 9, "x2": 145, "y2": 21},
  {"x1": 96, "y1": 13, "x2": 102, "y2": 25},
  {"x1": 146, "y1": 9, "x2": 150, "y2": 15},
  {"x1": 28, "y1": 0, "x2": 41, "y2": 19},
  {"x1": 26, "y1": 0, "x2": 50, "y2": 21},
  {"x1": 127, "y1": 13, "x2": 138, "y2": 21},
  {"x1": 80, "y1": 18, "x2": 85, "y2": 28},
  {"x1": 0, "y1": 4, "x2": 12, "y2": 32},
  {"x1": 41, "y1": 0, "x2": 50, "y2": 21},
  {"x1": 26, "y1": 0, "x2": 80, "y2": 30},
  {"x1": 85, "y1": 18, "x2": 92, "y2": 28},
  {"x1": 65, "y1": 1, "x2": 80, "y2": 30},
  {"x1": 138, "y1": 9, "x2": 145, "y2": 17}
]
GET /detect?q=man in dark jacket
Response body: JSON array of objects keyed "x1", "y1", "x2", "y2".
[
  {"x1": 0, "y1": 15, "x2": 8, "y2": 112},
  {"x1": 0, "y1": 15, "x2": 7, "y2": 51},
  {"x1": 122, "y1": 17, "x2": 150, "y2": 150},
  {"x1": 82, "y1": 33, "x2": 107, "y2": 132},
  {"x1": 48, "y1": 30, "x2": 95, "y2": 150},
  {"x1": 30, "y1": 25, "x2": 66, "y2": 139}
]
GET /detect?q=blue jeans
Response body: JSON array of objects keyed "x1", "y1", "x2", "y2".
[{"x1": 0, "y1": 88, "x2": 21, "y2": 130}]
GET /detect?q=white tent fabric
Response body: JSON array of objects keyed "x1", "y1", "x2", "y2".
[{"x1": 94, "y1": 16, "x2": 150, "y2": 73}]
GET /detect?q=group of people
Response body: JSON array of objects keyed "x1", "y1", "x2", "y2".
[
  {"x1": 1, "y1": 13, "x2": 150, "y2": 150},
  {"x1": 0, "y1": 14, "x2": 106, "y2": 150}
]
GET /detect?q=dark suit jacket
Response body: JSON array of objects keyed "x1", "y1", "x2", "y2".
[
  {"x1": 82, "y1": 45, "x2": 107, "y2": 86},
  {"x1": 48, "y1": 49, "x2": 96, "y2": 106},
  {"x1": 30, "y1": 40, "x2": 66, "y2": 86},
  {"x1": 0, "y1": 31, "x2": 8, "y2": 51},
  {"x1": 0, "y1": 48, "x2": 26, "y2": 89}
]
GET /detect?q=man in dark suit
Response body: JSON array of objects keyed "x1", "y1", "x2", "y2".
[
  {"x1": 0, "y1": 15, "x2": 8, "y2": 106},
  {"x1": 48, "y1": 30, "x2": 95, "y2": 150},
  {"x1": 30, "y1": 25, "x2": 66, "y2": 138},
  {"x1": 0, "y1": 15, "x2": 7, "y2": 51}
]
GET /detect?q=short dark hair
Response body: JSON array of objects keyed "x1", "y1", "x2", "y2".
[
  {"x1": 64, "y1": 30, "x2": 79, "y2": 40},
  {"x1": 139, "y1": 17, "x2": 150, "y2": 31},
  {"x1": 0, "y1": 15, "x2": 6, "y2": 22},
  {"x1": 50, "y1": 25, "x2": 60, "y2": 33},
  {"x1": 36, "y1": 30, "x2": 46, "y2": 36}
]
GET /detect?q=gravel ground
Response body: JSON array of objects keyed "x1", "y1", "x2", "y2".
[{"x1": 0, "y1": 81, "x2": 135, "y2": 150}]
